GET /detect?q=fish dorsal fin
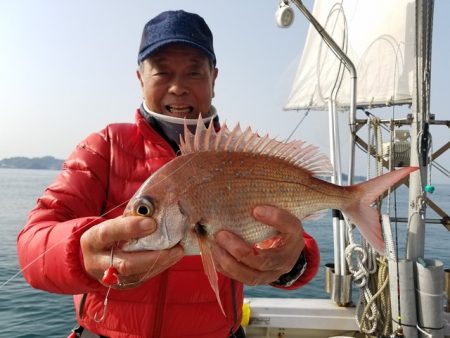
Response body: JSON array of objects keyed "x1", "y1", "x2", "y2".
[{"x1": 181, "y1": 116, "x2": 332, "y2": 177}]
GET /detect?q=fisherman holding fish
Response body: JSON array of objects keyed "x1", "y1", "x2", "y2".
[{"x1": 17, "y1": 10, "x2": 320, "y2": 338}]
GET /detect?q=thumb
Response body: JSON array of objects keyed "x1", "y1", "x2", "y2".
[{"x1": 253, "y1": 205, "x2": 303, "y2": 235}]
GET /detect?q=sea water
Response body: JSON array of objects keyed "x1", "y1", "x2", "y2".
[{"x1": 0, "y1": 168, "x2": 448, "y2": 337}]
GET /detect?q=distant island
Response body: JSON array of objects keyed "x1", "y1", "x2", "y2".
[
  {"x1": 0, "y1": 156, "x2": 369, "y2": 180},
  {"x1": 0, "y1": 156, "x2": 64, "y2": 170}
]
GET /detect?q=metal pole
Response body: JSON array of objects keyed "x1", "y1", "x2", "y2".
[
  {"x1": 406, "y1": 0, "x2": 434, "y2": 260},
  {"x1": 292, "y1": 0, "x2": 356, "y2": 307},
  {"x1": 291, "y1": 0, "x2": 357, "y2": 186},
  {"x1": 329, "y1": 100, "x2": 341, "y2": 276}
]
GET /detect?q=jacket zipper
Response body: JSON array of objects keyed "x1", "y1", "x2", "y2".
[
  {"x1": 229, "y1": 279, "x2": 238, "y2": 335},
  {"x1": 152, "y1": 271, "x2": 168, "y2": 338},
  {"x1": 79, "y1": 293, "x2": 87, "y2": 318}
]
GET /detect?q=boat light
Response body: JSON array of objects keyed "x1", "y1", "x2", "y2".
[{"x1": 275, "y1": 0, "x2": 294, "y2": 28}]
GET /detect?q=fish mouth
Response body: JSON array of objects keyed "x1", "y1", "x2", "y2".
[{"x1": 165, "y1": 105, "x2": 194, "y2": 118}]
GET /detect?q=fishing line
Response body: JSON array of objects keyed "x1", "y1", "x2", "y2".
[
  {"x1": 94, "y1": 249, "x2": 163, "y2": 323},
  {"x1": 1, "y1": 151, "x2": 202, "y2": 290},
  {"x1": 284, "y1": 109, "x2": 310, "y2": 142},
  {"x1": 0, "y1": 200, "x2": 128, "y2": 290}
]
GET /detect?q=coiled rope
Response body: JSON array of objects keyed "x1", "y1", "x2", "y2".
[{"x1": 344, "y1": 115, "x2": 392, "y2": 335}]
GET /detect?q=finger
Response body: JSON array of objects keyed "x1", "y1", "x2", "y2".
[
  {"x1": 253, "y1": 205, "x2": 303, "y2": 235},
  {"x1": 214, "y1": 230, "x2": 258, "y2": 262},
  {"x1": 87, "y1": 252, "x2": 115, "y2": 280},
  {"x1": 91, "y1": 216, "x2": 157, "y2": 249},
  {"x1": 114, "y1": 245, "x2": 183, "y2": 275},
  {"x1": 212, "y1": 244, "x2": 280, "y2": 285},
  {"x1": 100, "y1": 246, "x2": 184, "y2": 288},
  {"x1": 214, "y1": 231, "x2": 282, "y2": 272}
]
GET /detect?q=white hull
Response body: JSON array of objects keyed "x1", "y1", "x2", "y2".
[{"x1": 244, "y1": 297, "x2": 450, "y2": 337}]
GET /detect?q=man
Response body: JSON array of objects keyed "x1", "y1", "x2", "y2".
[{"x1": 17, "y1": 10, "x2": 319, "y2": 338}]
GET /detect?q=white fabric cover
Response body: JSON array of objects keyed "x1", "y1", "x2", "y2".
[{"x1": 285, "y1": 0, "x2": 416, "y2": 110}]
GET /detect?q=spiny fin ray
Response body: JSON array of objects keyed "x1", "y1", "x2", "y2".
[{"x1": 180, "y1": 117, "x2": 332, "y2": 177}]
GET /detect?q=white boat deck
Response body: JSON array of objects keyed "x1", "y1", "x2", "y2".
[
  {"x1": 244, "y1": 297, "x2": 450, "y2": 338},
  {"x1": 245, "y1": 298, "x2": 358, "y2": 330},
  {"x1": 244, "y1": 297, "x2": 362, "y2": 337}
]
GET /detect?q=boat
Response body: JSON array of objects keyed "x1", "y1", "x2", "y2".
[{"x1": 243, "y1": 1, "x2": 450, "y2": 337}]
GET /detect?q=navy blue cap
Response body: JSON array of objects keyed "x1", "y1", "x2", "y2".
[{"x1": 138, "y1": 10, "x2": 216, "y2": 66}]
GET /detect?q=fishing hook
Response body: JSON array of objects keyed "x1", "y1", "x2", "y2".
[
  {"x1": 93, "y1": 286, "x2": 112, "y2": 323},
  {"x1": 94, "y1": 246, "x2": 116, "y2": 322},
  {"x1": 93, "y1": 244, "x2": 165, "y2": 322}
]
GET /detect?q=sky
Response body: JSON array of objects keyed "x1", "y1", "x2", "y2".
[{"x1": 0, "y1": 0, "x2": 449, "y2": 182}]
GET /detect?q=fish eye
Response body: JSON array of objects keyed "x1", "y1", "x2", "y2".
[{"x1": 134, "y1": 197, "x2": 154, "y2": 217}]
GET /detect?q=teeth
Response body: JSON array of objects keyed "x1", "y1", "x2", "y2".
[{"x1": 166, "y1": 105, "x2": 193, "y2": 114}]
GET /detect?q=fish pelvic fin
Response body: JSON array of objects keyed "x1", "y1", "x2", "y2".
[
  {"x1": 344, "y1": 166, "x2": 418, "y2": 255},
  {"x1": 194, "y1": 223, "x2": 226, "y2": 317}
]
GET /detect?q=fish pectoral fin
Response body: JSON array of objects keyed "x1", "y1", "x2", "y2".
[
  {"x1": 195, "y1": 226, "x2": 226, "y2": 317},
  {"x1": 302, "y1": 210, "x2": 327, "y2": 221}
]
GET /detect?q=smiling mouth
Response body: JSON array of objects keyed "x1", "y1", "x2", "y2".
[{"x1": 165, "y1": 105, "x2": 194, "y2": 117}]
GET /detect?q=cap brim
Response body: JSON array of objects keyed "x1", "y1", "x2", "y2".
[{"x1": 138, "y1": 38, "x2": 216, "y2": 65}]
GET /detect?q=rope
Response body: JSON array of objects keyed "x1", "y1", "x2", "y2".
[
  {"x1": 346, "y1": 115, "x2": 392, "y2": 335},
  {"x1": 378, "y1": 257, "x2": 392, "y2": 336},
  {"x1": 351, "y1": 254, "x2": 392, "y2": 335},
  {"x1": 345, "y1": 240, "x2": 368, "y2": 288}
]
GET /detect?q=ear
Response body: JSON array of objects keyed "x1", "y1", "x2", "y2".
[
  {"x1": 211, "y1": 68, "x2": 218, "y2": 98},
  {"x1": 136, "y1": 68, "x2": 144, "y2": 88}
]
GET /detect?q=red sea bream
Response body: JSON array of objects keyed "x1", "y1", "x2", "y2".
[{"x1": 122, "y1": 117, "x2": 417, "y2": 314}]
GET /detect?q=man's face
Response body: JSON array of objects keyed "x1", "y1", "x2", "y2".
[{"x1": 137, "y1": 44, "x2": 218, "y2": 119}]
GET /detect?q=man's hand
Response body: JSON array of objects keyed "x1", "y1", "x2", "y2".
[
  {"x1": 80, "y1": 216, "x2": 184, "y2": 289},
  {"x1": 211, "y1": 205, "x2": 304, "y2": 286}
]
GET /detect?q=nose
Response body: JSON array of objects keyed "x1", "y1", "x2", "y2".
[{"x1": 168, "y1": 76, "x2": 189, "y2": 96}]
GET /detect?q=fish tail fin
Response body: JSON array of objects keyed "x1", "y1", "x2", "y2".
[
  {"x1": 196, "y1": 232, "x2": 226, "y2": 317},
  {"x1": 344, "y1": 166, "x2": 418, "y2": 254}
]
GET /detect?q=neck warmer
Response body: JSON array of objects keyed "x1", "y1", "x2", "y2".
[{"x1": 140, "y1": 102, "x2": 219, "y2": 150}]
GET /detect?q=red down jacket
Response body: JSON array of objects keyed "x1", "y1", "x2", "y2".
[{"x1": 17, "y1": 111, "x2": 320, "y2": 338}]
